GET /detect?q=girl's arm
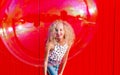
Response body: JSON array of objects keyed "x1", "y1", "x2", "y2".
[
  {"x1": 44, "y1": 43, "x2": 52, "y2": 75},
  {"x1": 59, "y1": 46, "x2": 71, "y2": 75}
]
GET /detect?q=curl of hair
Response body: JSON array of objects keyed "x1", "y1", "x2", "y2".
[{"x1": 46, "y1": 20, "x2": 75, "y2": 46}]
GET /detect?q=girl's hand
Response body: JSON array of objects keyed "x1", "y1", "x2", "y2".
[{"x1": 59, "y1": 73, "x2": 62, "y2": 75}]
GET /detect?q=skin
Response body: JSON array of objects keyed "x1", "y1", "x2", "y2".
[
  {"x1": 44, "y1": 23, "x2": 71, "y2": 75},
  {"x1": 54, "y1": 23, "x2": 65, "y2": 44}
]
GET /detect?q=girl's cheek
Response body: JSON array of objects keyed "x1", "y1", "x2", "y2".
[{"x1": 53, "y1": 32, "x2": 56, "y2": 37}]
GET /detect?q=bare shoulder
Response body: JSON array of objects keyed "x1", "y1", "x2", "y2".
[
  {"x1": 66, "y1": 42, "x2": 73, "y2": 52},
  {"x1": 46, "y1": 42, "x2": 54, "y2": 51}
]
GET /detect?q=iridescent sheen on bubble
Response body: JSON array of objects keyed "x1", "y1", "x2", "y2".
[{"x1": 0, "y1": 0, "x2": 97, "y2": 67}]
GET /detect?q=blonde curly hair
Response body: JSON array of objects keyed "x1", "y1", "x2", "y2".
[{"x1": 46, "y1": 20, "x2": 75, "y2": 46}]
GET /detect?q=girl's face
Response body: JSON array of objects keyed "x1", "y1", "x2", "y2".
[{"x1": 54, "y1": 23, "x2": 65, "y2": 41}]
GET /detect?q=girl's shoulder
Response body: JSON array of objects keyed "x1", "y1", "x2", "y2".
[{"x1": 46, "y1": 42, "x2": 54, "y2": 50}]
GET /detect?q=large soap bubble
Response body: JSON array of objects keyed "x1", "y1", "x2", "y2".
[{"x1": 0, "y1": 0, "x2": 97, "y2": 67}]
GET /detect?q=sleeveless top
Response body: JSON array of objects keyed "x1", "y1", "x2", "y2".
[{"x1": 48, "y1": 43, "x2": 68, "y2": 65}]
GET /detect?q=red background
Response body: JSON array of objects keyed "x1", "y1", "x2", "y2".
[{"x1": 0, "y1": 0, "x2": 120, "y2": 75}]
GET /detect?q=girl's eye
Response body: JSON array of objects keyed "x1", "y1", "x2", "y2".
[
  {"x1": 55, "y1": 29, "x2": 58, "y2": 32},
  {"x1": 60, "y1": 29, "x2": 63, "y2": 31}
]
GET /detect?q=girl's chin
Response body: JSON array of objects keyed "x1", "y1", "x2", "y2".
[{"x1": 56, "y1": 38, "x2": 63, "y2": 41}]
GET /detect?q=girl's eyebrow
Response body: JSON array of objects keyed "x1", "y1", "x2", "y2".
[
  {"x1": 55, "y1": 28, "x2": 57, "y2": 30},
  {"x1": 55, "y1": 28, "x2": 58, "y2": 31}
]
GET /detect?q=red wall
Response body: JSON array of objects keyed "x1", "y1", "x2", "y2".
[{"x1": 0, "y1": 0, "x2": 120, "y2": 75}]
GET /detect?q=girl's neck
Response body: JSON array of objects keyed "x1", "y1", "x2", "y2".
[{"x1": 56, "y1": 38, "x2": 65, "y2": 45}]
